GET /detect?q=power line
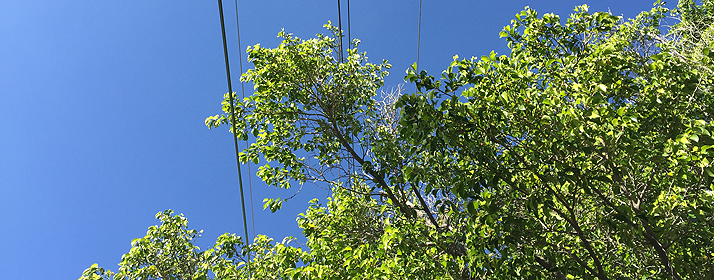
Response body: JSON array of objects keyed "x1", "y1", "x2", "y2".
[
  {"x1": 416, "y1": 0, "x2": 423, "y2": 74},
  {"x1": 233, "y1": 0, "x2": 256, "y2": 243},
  {"x1": 337, "y1": 0, "x2": 355, "y2": 189},
  {"x1": 216, "y1": 0, "x2": 251, "y2": 275},
  {"x1": 335, "y1": 0, "x2": 343, "y2": 192},
  {"x1": 347, "y1": 0, "x2": 351, "y2": 49},
  {"x1": 337, "y1": 0, "x2": 344, "y2": 62},
  {"x1": 347, "y1": 0, "x2": 353, "y2": 189}
]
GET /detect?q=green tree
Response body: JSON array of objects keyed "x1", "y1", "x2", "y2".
[
  {"x1": 79, "y1": 186, "x2": 450, "y2": 279},
  {"x1": 211, "y1": 1, "x2": 714, "y2": 277},
  {"x1": 206, "y1": 22, "x2": 471, "y2": 277},
  {"x1": 79, "y1": 210, "x2": 215, "y2": 280},
  {"x1": 84, "y1": 1, "x2": 714, "y2": 279},
  {"x1": 398, "y1": 1, "x2": 714, "y2": 278},
  {"x1": 79, "y1": 210, "x2": 287, "y2": 280}
]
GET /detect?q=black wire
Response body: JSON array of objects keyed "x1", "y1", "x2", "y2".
[
  {"x1": 337, "y1": 0, "x2": 344, "y2": 62},
  {"x1": 233, "y1": 0, "x2": 256, "y2": 244},
  {"x1": 217, "y1": 0, "x2": 251, "y2": 276},
  {"x1": 347, "y1": 0, "x2": 351, "y2": 49},
  {"x1": 335, "y1": 0, "x2": 343, "y2": 191},
  {"x1": 416, "y1": 0, "x2": 422, "y2": 74},
  {"x1": 347, "y1": 0, "x2": 353, "y2": 189}
]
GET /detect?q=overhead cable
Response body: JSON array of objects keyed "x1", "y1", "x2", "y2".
[
  {"x1": 216, "y1": 0, "x2": 252, "y2": 276},
  {"x1": 337, "y1": 0, "x2": 344, "y2": 62},
  {"x1": 233, "y1": 0, "x2": 256, "y2": 242},
  {"x1": 416, "y1": 0, "x2": 423, "y2": 73}
]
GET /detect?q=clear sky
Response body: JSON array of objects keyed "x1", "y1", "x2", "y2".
[{"x1": 1, "y1": 0, "x2": 659, "y2": 278}]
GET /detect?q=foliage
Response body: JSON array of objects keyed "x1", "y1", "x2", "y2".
[
  {"x1": 668, "y1": 0, "x2": 714, "y2": 75},
  {"x1": 79, "y1": 210, "x2": 214, "y2": 280},
  {"x1": 205, "y1": 23, "x2": 412, "y2": 215},
  {"x1": 398, "y1": 1, "x2": 714, "y2": 278},
  {"x1": 85, "y1": 1, "x2": 714, "y2": 279},
  {"x1": 79, "y1": 185, "x2": 456, "y2": 280},
  {"x1": 79, "y1": 210, "x2": 274, "y2": 280},
  {"x1": 212, "y1": 1, "x2": 714, "y2": 277},
  {"x1": 290, "y1": 184, "x2": 462, "y2": 279},
  {"x1": 205, "y1": 22, "x2": 471, "y2": 277}
]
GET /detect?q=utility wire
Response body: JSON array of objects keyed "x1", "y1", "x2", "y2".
[
  {"x1": 347, "y1": 0, "x2": 353, "y2": 189},
  {"x1": 416, "y1": 0, "x2": 423, "y2": 74},
  {"x1": 216, "y1": 0, "x2": 251, "y2": 276},
  {"x1": 337, "y1": 0, "x2": 354, "y2": 189},
  {"x1": 337, "y1": 0, "x2": 344, "y2": 62},
  {"x1": 233, "y1": 0, "x2": 256, "y2": 242},
  {"x1": 335, "y1": 0, "x2": 343, "y2": 191},
  {"x1": 347, "y1": 0, "x2": 351, "y2": 49}
]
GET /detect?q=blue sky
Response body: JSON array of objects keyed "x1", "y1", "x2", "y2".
[{"x1": 1, "y1": 0, "x2": 658, "y2": 278}]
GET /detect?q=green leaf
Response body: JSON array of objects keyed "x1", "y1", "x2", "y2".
[
  {"x1": 616, "y1": 107, "x2": 626, "y2": 116},
  {"x1": 467, "y1": 201, "x2": 478, "y2": 215},
  {"x1": 597, "y1": 84, "x2": 607, "y2": 92},
  {"x1": 540, "y1": 115, "x2": 551, "y2": 125},
  {"x1": 690, "y1": 134, "x2": 699, "y2": 142}
]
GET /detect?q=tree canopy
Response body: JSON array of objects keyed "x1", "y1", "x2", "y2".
[{"x1": 83, "y1": 1, "x2": 714, "y2": 279}]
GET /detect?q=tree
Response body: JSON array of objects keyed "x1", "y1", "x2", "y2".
[
  {"x1": 80, "y1": 186, "x2": 451, "y2": 280},
  {"x1": 398, "y1": 1, "x2": 713, "y2": 278},
  {"x1": 206, "y1": 22, "x2": 472, "y2": 277},
  {"x1": 84, "y1": 1, "x2": 714, "y2": 279},
  {"x1": 79, "y1": 210, "x2": 285, "y2": 280},
  {"x1": 79, "y1": 210, "x2": 216, "y2": 280}
]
